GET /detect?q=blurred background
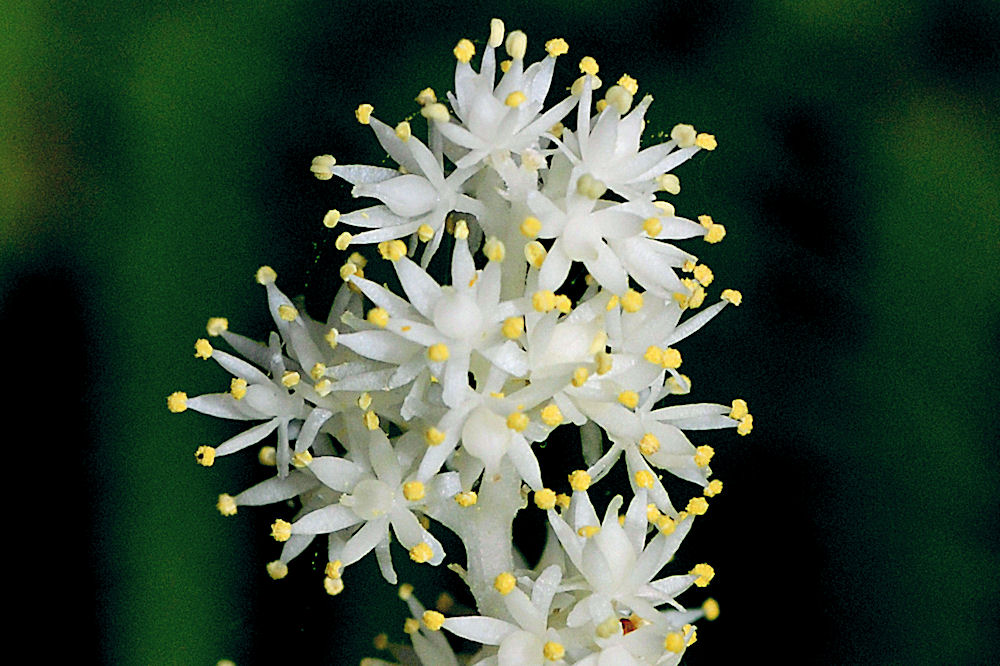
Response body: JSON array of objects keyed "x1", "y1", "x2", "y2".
[{"x1": 3, "y1": 0, "x2": 998, "y2": 663}]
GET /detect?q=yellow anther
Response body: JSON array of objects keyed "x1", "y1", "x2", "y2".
[
  {"x1": 695, "y1": 133, "x2": 717, "y2": 150},
  {"x1": 555, "y1": 493, "x2": 571, "y2": 509},
  {"x1": 579, "y1": 56, "x2": 599, "y2": 75},
  {"x1": 506, "y1": 411, "x2": 529, "y2": 432},
  {"x1": 403, "y1": 481, "x2": 426, "y2": 502},
  {"x1": 657, "y1": 173, "x2": 681, "y2": 194},
  {"x1": 409, "y1": 542, "x2": 434, "y2": 564},
  {"x1": 167, "y1": 391, "x2": 188, "y2": 413},
  {"x1": 403, "y1": 617, "x2": 420, "y2": 634},
  {"x1": 417, "y1": 223, "x2": 435, "y2": 242},
  {"x1": 691, "y1": 563, "x2": 715, "y2": 587},
  {"x1": 737, "y1": 414, "x2": 753, "y2": 436},
  {"x1": 605, "y1": 85, "x2": 633, "y2": 114},
  {"x1": 357, "y1": 392, "x2": 372, "y2": 410},
  {"x1": 427, "y1": 343, "x2": 450, "y2": 363},
  {"x1": 292, "y1": 450, "x2": 313, "y2": 468},
  {"x1": 694, "y1": 445, "x2": 714, "y2": 467},
  {"x1": 415, "y1": 87, "x2": 437, "y2": 106},
  {"x1": 532, "y1": 290, "x2": 557, "y2": 312},
  {"x1": 217, "y1": 493, "x2": 237, "y2": 516},
  {"x1": 540, "y1": 403, "x2": 563, "y2": 426},
  {"x1": 339, "y1": 263, "x2": 357, "y2": 281},
  {"x1": 621, "y1": 288, "x2": 644, "y2": 313},
  {"x1": 704, "y1": 223, "x2": 726, "y2": 244},
  {"x1": 278, "y1": 304, "x2": 298, "y2": 321},
  {"x1": 617, "y1": 73, "x2": 639, "y2": 95},
  {"x1": 488, "y1": 18, "x2": 505, "y2": 48},
  {"x1": 271, "y1": 519, "x2": 291, "y2": 542},
  {"x1": 424, "y1": 427, "x2": 446, "y2": 446},
  {"x1": 653, "y1": 200, "x2": 676, "y2": 216},
  {"x1": 420, "y1": 102, "x2": 450, "y2": 123},
  {"x1": 500, "y1": 59, "x2": 512, "y2": 73},
  {"x1": 321, "y1": 209, "x2": 341, "y2": 230},
  {"x1": 373, "y1": 633, "x2": 389, "y2": 650},
  {"x1": 686, "y1": 496, "x2": 709, "y2": 515},
  {"x1": 639, "y1": 432, "x2": 660, "y2": 456},
  {"x1": 325, "y1": 560, "x2": 343, "y2": 579},
  {"x1": 453, "y1": 218, "x2": 469, "y2": 239},
  {"x1": 729, "y1": 399, "x2": 748, "y2": 420},
  {"x1": 363, "y1": 410, "x2": 380, "y2": 430},
  {"x1": 671, "y1": 123, "x2": 697, "y2": 148},
  {"x1": 310, "y1": 154, "x2": 336, "y2": 180},
  {"x1": 266, "y1": 560, "x2": 288, "y2": 580},
  {"x1": 314, "y1": 379, "x2": 333, "y2": 397},
  {"x1": 543, "y1": 641, "x2": 565, "y2": 661},
  {"x1": 646, "y1": 503, "x2": 662, "y2": 522},
  {"x1": 569, "y1": 469, "x2": 592, "y2": 492},
  {"x1": 323, "y1": 576, "x2": 344, "y2": 596},
  {"x1": 524, "y1": 241, "x2": 547, "y2": 269},
  {"x1": 502, "y1": 316, "x2": 524, "y2": 339},
  {"x1": 549, "y1": 122, "x2": 564, "y2": 138},
  {"x1": 374, "y1": 239, "x2": 405, "y2": 262},
  {"x1": 576, "y1": 173, "x2": 607, "y2": 199},
  {"x1": 453, "y1": 38, "x2": 475, "y2": 63},
  {"x1": 193, "y1": 338, "x2": 213, "y2": 360},
  {"x1": 635, "y1": 469, "x2": 655, "y2": 489},
  {"x1": 281, "y1": 371, "x2": 300, "y2": 388},
  {"x1": 355, "y1": 103, "x2": 374, "y2": 125},
  {"x1": 643, "y1": 217, "x2": 662, "y2": 237},
  {"x1": 618, "y1": 390, "x2": 640, "y2": 409},
  {"x1": 306, "y1": 363, "x2": 326, "y2": 382},
  {"x1": 656, "y1": 515, "x2": 677, "y2": 534},
  {"x1": 595, "y1": 99, "x2": 608, "y2": 113},
  {"x1": 692, "y1": 264, "x2": 714, "y2": 287},
  {"x1": 534, "y1": 488, "x2": 557, "y2": 510},
  {"x1": 606, "y1": 294, "x2": 620, "y2": 311},
  {"x1": 704, "y1": 479, "x2": 723, "y2": 497},
  {"x1": 520, "y1": 215, "x2": 542, "y2": 238},
  {"x1": 554, "y1": 294, "x2": 572, "y2": 313},
  {"x1": 595, "y1": 350, "x2": 613, "y2": 375},
  {"x1": 702, "y1": 598, "x2": 720, "y2": 621},
  {"x1": 367, "y1": 307, "x2": 389, "y2": 328},
  {"x1": 664, "y1": 632, "x2": 685, "y2": 653},
  {"x1": 721, "y1": 289, "x2": 742, "y2": 306},
  {"x1": 454, "y1": 490, "x2": 478, "y2": 507},
  {"x1": 577, "y1": 525, "x2": 600, "y2": 538},
  {"x1": 489, "y1": 391, "x2": 505, "y2": 399},
  {"x1": 393, "y1": 121, "x2": 412, "y2": 143},
  {"x1": 505, "y1": 30, "x2": 527, "y2": 59},
  {"x1": 505, "y1": 91, "x2": 527, "y2": 108},
  {"x1": 484, "y1": 237, "x2": 506, "y2": 262},
  {"x1": 494, "y1": 572, "x2": 516, "y2": 595},
  {"x1": 258, "y1": 446, "x2": 277, "y2": 466},
  {"x1": 194, "y1": 445, "x2": 216, "y2": 467},
  {"x1": 335, "y1": 231, "x2": 353, "y2": 250},
  {"x1": 571, "y1": 366, "x2": 590, "y2": 387},
  {"x1": 256, "y1": 265, "x2": 277, "y2": 285},
  {"x1": 684, "y1": 624, "x2": 697, "y2": 646},
  {"x1": 206, "y1": 318, "x2": 229, "y2": 337},
  {"x1": 545, "y1": 37, "x2": 568, "y2": 57},
  {"x1": 422, "y1": 609, "x2": 444, "y2": 631},
  {"x1": 659, "y1": 347, "x2": 681, "y2": 369}
]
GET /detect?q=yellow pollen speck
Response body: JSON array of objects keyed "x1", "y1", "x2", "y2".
[
  {"x1": 618, "y1": 390, "x2": 639, "y2": 409},
  {"x1": 292, "y1": 450, "x2": 313, "y2": 468},
  {"x1": 167, "y1": 391, "x2": 187, "y2": 413},
  {"x1": 195, "y1": 445, "x2": 215, "y2": 467},
  {"x1": 258, "y1": 446, "x2": 276, "y2": 466},
  {"x1": 506, "y1": 30, "x2": 527, "y2": 59},
  {"x1": 335, "y1": 231, "x2": 353, "y2": 251},
  {"x1": 535, "y1": 488, "x2": 557, "y2": 510},
  {"x1": 555, "y1": 493, "x2": 571, "y2": 509},
  {"x1": 595, "y1": 99, "x2": 608, "y2": 113},
  {"x1": 576, "y1": 173, "x2": 607, "y2": 199},
  {"x1": 657, "y1": 173, "x2": 681, "y2": 194},
  {"x1": 571, "y1": 366, "x2": 590, "y2": 387},
  {"x1": 506, "y1": 411, "x2": 529, "y2": 432},
  {"x1": 569, "y1": 469, "x2": 591, "y2": 492},
  {"x1": 255, "y1": 265, "x2": 277, "y2": 285},
  {"x1": 422, "y1": 610, "x2": 444, "y2": 631},
  {"x1": 403, "y1": 481, "x2": 425, "y2": 502},
  {"x1": 502, "y1": 316, "x2": 524, "y2": 339},
  {"x1": 635, "y1": 469, "x2": 655, "y2": 489},
  {"x1": 403, "y1": 617, "x2": 419, "y2": 634},
  {"x1": 540, "y1": 403, "x2": 563, "y2": 426},
  {"x1": 657, "y1": 515, "x2": 676, "y2": 534},
  {"x1": 704, "y1": 479, "x2": 723, "y2": 497},
  {"x1": 420, "y1": 102, "x2": 449, "y2": 123},
  {"x1": 424, "y1": 427, "x2": 446, "y2": 446},
  {"x1": 665, "y1": 632, "x2": 685, "y2": 653},
  {"x1": 363, "y1": 410, "x2": 379, "y2": 430},
  {"x1": 281, "y1": 371, "x2": 300, "y2": 388},
  {"x1": 545, "y1": 37, "x2": 568, "y2": 57},
  {"x1": 278, "y1": 304, "x2": 298, "y2": 321},
  {"x1": 661, "y1": 348, "x2": 682, "y2": 369},
  {"x1": 323, "y1": 576, "x2": 344, "y2": 596},
  {"x1": 409, "y1": 542, "x2": 434, "y2": 564},
  {"x1": 505, "y1": 91, "x2": 527, "y2": 108},
  {"x1": 271, "y1": 519, "x2": 291, "y2": 542},
  {"x1": 687, "y1": 496, "x2": 709, "y2": 515},
  {"x1": 427, "y1": 343, "x2": 450, "y2": 362},
  {"x1": 532, "y1": 290, "x2": 557, "y2": 312},
  {"x1": 639, "y1": 433, "x2": 660, "y2": 456},
  {"x1": 217, "y1": 493, "x2": 237, "y2": 516},
  {"x1": 737, "y1": 414, "x2": 753, "y2": 436},
  {"x1": 355, "y1": 103, "x2": 373, "y2": 125},
  {"x1": 500, "y1": 59, "x2": 512, "y2": 73},
  {"x1": 367, "y1": 307, "x2": 389, "y2": 328},
  {"x1": 484, "y1": 237, "x2": 506, "y2": 262},
  {"x1": 671, "y1": 123, "x2": 697, "y2": 148},
  {"x1": 691, "y1": 563, "x2": 715, "y2": 587},
  {"x1": 454, "y1": 490, "x2": 477, "y2": 507},
  {"x1": 621, "y1": 289, "x2": 643, "y2": 313},
  {"x1": 524, "y1": 241, "x2": 547, "y2": 269},
  {"x1": 310, "y1": 154, "x2": 335, "y2": 180},
  {"x1": 394, "y1": 121, "x2": 412, "y2": 142},
  {"x1": 643, "y1": 217, "x2": 662, "y2": 237},
  {"x1": 520, "y1": 216, "x2": 542, "y2": 238},
  {"x1": 694, "y1": 445, "x2": 714, "y2": 467},
  {"x1": 721, "y1": 289, "x2": 742, "y2": 306},
  {"x1": 206, "y1": 317, "x2": 228, "y2": 336},
  {"x1": 494, "y1": 572, "x2": 516, "y2": 595},
  {"x1": 266, "y1": 560, "x2": 288, "y2": 580},
  {"x1": 417, "y1": 224, "x2": 435, "y2": 242},
  {"x1": 579, "y1": 56, "x2": 599, "y2": 75},
  {"x1": 702, "y1": 598, "x2": 720, "y2": 621},
  {"x1": 543, "y1": 641, "x2": 565, "y2": 661},
  {"x1": 453, "y1": 38, "x2": 475, "y2": 63},
  {"x1": 415, "y1": 88, "x2": 437, "y2": 106},
  {"x1": 695, "y1": 133, "x2": 717, "y2": 150}
]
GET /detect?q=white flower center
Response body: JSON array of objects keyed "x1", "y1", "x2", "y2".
[
  {"x1": 461, "y1": 407, "x2": 510, "y2": 471},
  {"x1": 433, "y1": 288, "x2": 481, "y2": 340},
  {"x1": 348, "y1": 478, "x2": 395, "y2": 520}
]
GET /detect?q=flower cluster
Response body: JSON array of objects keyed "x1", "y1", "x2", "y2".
[{"x1": 173, "y1": 19, "x2": 750, "y2": 664}]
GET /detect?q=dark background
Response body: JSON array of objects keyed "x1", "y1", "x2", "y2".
[{"x1": 3, "y1": 1, "x2": 998, "y2": 664}]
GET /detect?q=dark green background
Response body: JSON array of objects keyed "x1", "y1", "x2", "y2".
[{"x1": 3, "y1": 1, "x2": 998, "y2": 664}]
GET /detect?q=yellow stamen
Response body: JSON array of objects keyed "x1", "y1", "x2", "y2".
[
  {"x1": 540, "y1": 403, "x2": 563, "y2": 426},
  {"x1": 195, "y1": 445, "x2": 215, "y2": 467},
  {"x1": 415, "y1": 88, "x2": 436, "y2": 106},
  {"x1": 569, "y1": 469, "x2": 591, "y2": 492},
  {"x1": 545, "y1": 37, "x2": 568, "y2": 57},
  {"x1": 335, "y1": 231, "x2": 353, "y2": 251},
  {"x1": 206, "y1": 317, "x2": 228, "y2": 336},
  {"x1": 281, "y1": 371, "x2": 300, "y2": 388},
  {"x1": 422, "y1": 609, "x2": 444, "y2": 631},
  {"x1": 453, "y1": 38, "x2": 475, "y2": 63},
  {"x1": 420, "y1": 103, "x2": 449, "y2": 123},
  {"x1": 266, "y1": 560, "x2": 288, "y2": 580},
  {"x1": 690, "y1": 563, "x2": 715, "y2": 587},
  {"x1": 704, "y1": 479, "x2": 723, "y2": 497},
  {"x1": 737, "y1": 414, "x2": 753, "y2": 436},
  {"x1": 505, "y1": 91, "x2": 527, "y2": 108},
  {"x1": 643, "y1": 217, "x2": 662, "y2": 236},
  {"x1": 534, "y1": 488, "x2": 557, "y2": 510},
  {"x1": 271, "y1": 519, "x2": 291, "y2": 542},
  {"x1": 256, "y1": 265, "x2": 277, "y2": 285},
  {"x1": 721, "y1": 289, "x2": 742, "y2": 306},
  {"x1": 427, "y1": 343, "x2": 450, "y2": 362},
  {"x1": 484, "y1": 237, "x2": 506, "y2": 262},
  {"x1": 378, "y1": 239, "x2": 407, "y2": 261},
  {"x1": 532, "y1": 290, "x2": 557, "y2": 312},
  {"x1": 657, "y1": 173, "x2": 681, "y2": 194},
  {"x1": 686, "y1": 496, "x2": 709, "y2": 515},
  {"x1": 355, "y1": 103, "x2": 373, "y2": 125},
  {"x1": 167, "y1": 391, "x2": 187, "y2": 413},
  {"x1": 323, "y1": 576, "x2": 344, "y2": 596},
  {"x1": 621, "y1": 288, "x2": 643, "y2": 313},
  {"x1": 367, "y1": 307, "x2": 389, "y2": 328},
  {"x1": 524, "y1": 241, "x2": 547, "y2": 269},
  {"x1": 661, "y1": 348, "x2": 682, "y2": 369},
  {"x1": 702, "y1": 598, "x2": 720, "y2": 621},
  {"x1": 520, "y1": 216, "x2": 542, "y2": 238},
  {"x1": 494, "y1": 572, "x2": 516, "y2": 595},
  {"x1": 403, "y1": 481, "x2": 426, "y2": 502},
  {"x1": 671, "y1": 123, "x2": 697, "y2": 148},
  {"x1": 571, "y1": 366, "x2": 589, "y2": 387},
  {"x1": 258, "y1": 446, "x2": 276, "y2": 466},
  {"x1": 635, "y1": 469, "x2": 655, "y2": 489},
  {"x1": 394, "y1": 121, "x2": 411, "y2": 142},
  {"x1": 310, "y1": 155, "x2": 335, "y2": 180},
  {"x1": 292, "y1": 450, "x2": 313, "y2": 468},
  {"x1": 278, "y1": 304, "x2": 298, "y2": 321},
  {"x1": 403, "y1": 618, "x2": 419, "y2": 634},
  {"x1": 639, "y1": 433, "x2": 660, "y2": 456},
  {"x1": 579, "y1": 56, "x2": 599, "y2": 75},
  {"x1": 694, "y1": 445, "x2": 714, "y2": 467},
  {"x1": 543, "y1": 642, "x2": 565, "y2": 661},
  {"x1": 664, "y1": 632, "x2": 685, "y2": 653},
  {"x1": 424, "y1": 427, "x2": 446, "y2": 446},
  {"x1": 363, "y1": 410, "x2": 379, "y2": 430},
  {"x1": 694, "y1": 264, "x2": 714, "y2": 286},
  {"x1": 217, "y1": 493, "x2": 237, "y2": 516},
  {"x1": 488, "y1": 18, "x2": 505, "y2": 48},
  {"x1": 695, "y1": 133, "x2": 717, "y2": 150},
  {"x1": 454, "y1": 490, "x2": 478, "y2": 507},
  {"x1": 618, "y1": 390, "x2": 639, "y2": 409},
  {"x1": 502, "y1": 316, "x2": 524, "y2": 339},
  {"x1": 506, "y1": 411, "x2": 529, "y2": 432},
  {"x1": 409, "y1": 542, "x2": 434, "y2": 564}
]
